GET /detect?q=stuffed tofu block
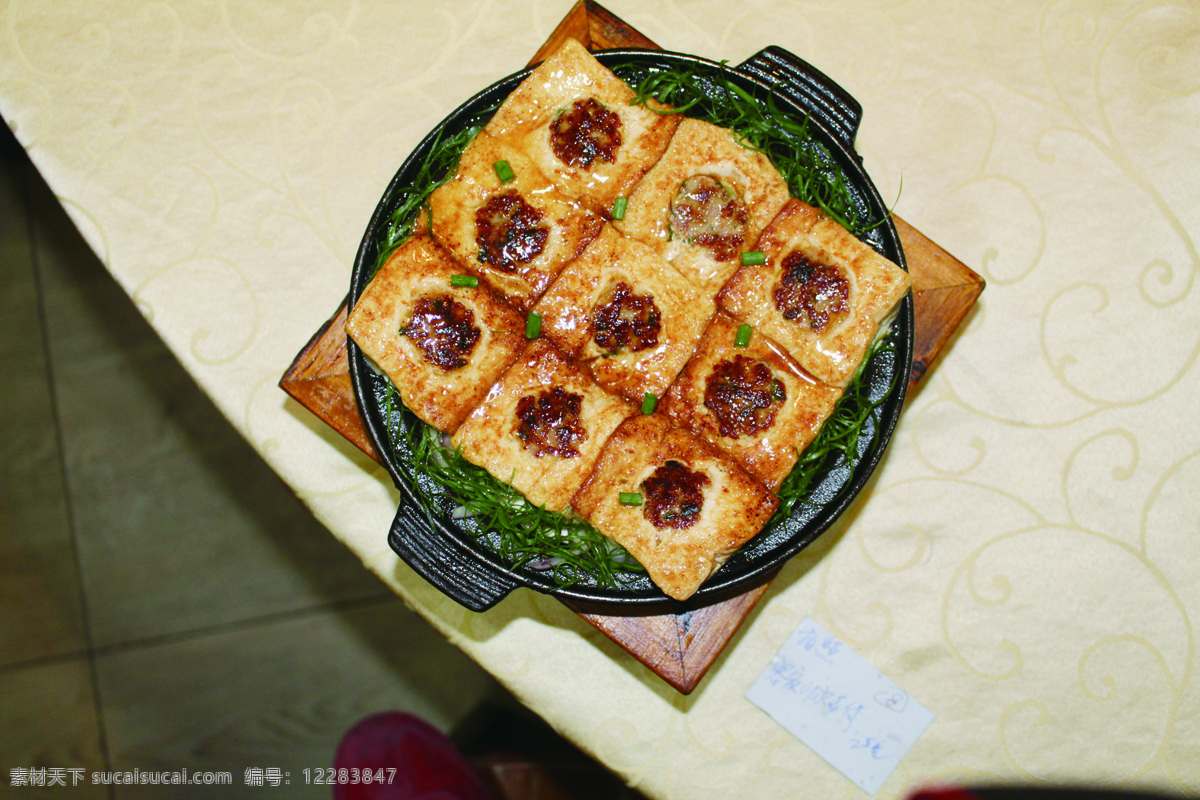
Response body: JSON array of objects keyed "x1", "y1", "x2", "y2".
[
  {"x1": 532, "y1": 223, "x2": 715, "y2": 404},
  {"x1": 659, "y1": 313, "x2": 843, "y2": 491},
  {"x1": 719, "y1": 199, "x2": 911, "y2": 387},
  {"x1": 486, "y1": 37, "x2": 680, "y2": 214},
  {"x1": 614, "y1": 117, "x2": 791, "y2": 294},
  {"x1": 346, "y1": 234, "x2": 526, "y2": 433},
  {"x1": 429, "y1": 130, "x2": 604, "y2": 313},
  {"x1": 451, "y1": 339, "x2": 636, "y2": 513},
  {"x1": 571, "y1": 413, "x2": 778, "y2": 601}
]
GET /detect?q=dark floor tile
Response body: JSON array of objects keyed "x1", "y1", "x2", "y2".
[
  {"x1": 0, "y1": 120, "x2": 87, "y2": 667},
  {"x1": 97, "y1": 599, "x2": 504, "y2": 799},
  {"x1": 25, "y1": 167, "x2": 391, "y2": 647},
  {"x1": 0, "y1": 658, "x2": 108, "y2": 799}
]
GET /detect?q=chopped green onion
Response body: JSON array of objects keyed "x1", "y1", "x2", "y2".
[
  {"x1": 612, "y1": 197, "x2": 628, "y2": 220},
  {"x1": 641, "y1": 392, "x2": 657, "y2": 415},
  {"x1": 525, "y1": 312, "x2": 542, "y2": 339},
  {"x1": 618, "y1": 492, "x2": 643, "y2": 506},
  {"x1": 450, "y1": 274, "x2": 478, "y2": 288},
  {"x1": 741, "y1": 250, "x2": 766, "y2": 266},
  {"x1": 493, "y1": 160, "x2": 515, "y2": 183},
  {"x1": 734, "y1": 323, "x2": 753, "y2": 348}
]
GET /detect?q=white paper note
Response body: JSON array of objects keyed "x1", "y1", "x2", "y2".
[{"x1": 746, "y1": 617, "x2": 935, "y2": 796}]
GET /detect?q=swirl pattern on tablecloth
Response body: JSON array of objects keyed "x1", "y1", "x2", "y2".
[{"x1": 1, "y1": 0, "x2": 1197, "y2": 797}]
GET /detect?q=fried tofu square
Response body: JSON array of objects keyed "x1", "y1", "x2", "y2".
[
  {"x1": 571, "y1": 414, "x2": 778, "y2": 601},
  {"x1": 346, "y1": 234, "x2": 527, "y2": 434},
  {"x1": 429, "y1": 129, "x2": 603, "y2": 312},
  {"x1": 450, "y1": 339, "x2": 636, "y2": 513},
  {"x1": 718, "y1": 199, "x2": 911, "y2": 387},
  {"x1": 485, "y1": 38, "x2": 679, "y2": 214},
  {"x1": 531, "y1": 224, "x2": 715, "y2": 403},
  {"x1": 613, "y1": 117, "x2": 791, "y2": 293},
  {"x1": 658, "y1": 313, "x2": 843, "y2": 491}
]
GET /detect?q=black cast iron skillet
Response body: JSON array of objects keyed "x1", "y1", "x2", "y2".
[{"x1": 348, "y1": 46, "x2": 914, "y2": 611}]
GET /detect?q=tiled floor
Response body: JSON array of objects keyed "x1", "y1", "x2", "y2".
[{"x1": 0, "y1": 119, "x2": 514, "y2": 796}]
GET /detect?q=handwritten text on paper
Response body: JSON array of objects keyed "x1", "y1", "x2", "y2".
[{"x1": 746, "y1": 618, "x2": 935, "y2": 796}]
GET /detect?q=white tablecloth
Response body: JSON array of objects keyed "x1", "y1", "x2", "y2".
[{"x1": 3, "y1": 1, "x2": 1197, "y2": 796}]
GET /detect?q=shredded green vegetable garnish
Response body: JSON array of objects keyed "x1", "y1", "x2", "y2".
[
  {"x1": 364, "y1": 56, "x2": 903, "y2": 590},
  {"x1": 772, "y1": 333, "x2": 900, "y2": 521},
  {"x1": 369, "y1": 121, "x2": 485, "y2": 278}
]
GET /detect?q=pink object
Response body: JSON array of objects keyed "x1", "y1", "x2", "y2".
[{"x1": 332, "y1": 712, "x2": 493, "y2": 800}]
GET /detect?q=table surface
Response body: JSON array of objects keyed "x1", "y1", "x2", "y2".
[{"x1": 3, "y1": 1, "x2": 1198, "y2": 798}]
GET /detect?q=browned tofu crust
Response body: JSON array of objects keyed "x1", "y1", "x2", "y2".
[
  {"x1": 718, "y1": 199, "x2": 911, "y2": 387},
  {"x1": 571, "y1": 414, "x2": 778, "y2": 600},
  {"x1": 659, "y1": 313, "x2": 843, "y2": 490},
  {"x1": 532, "y1": 224, "x2": 715, "y2": 402},
  {"x1": 345, "y1": 234, "x2": 527, "y2": 433},
  {"x1": 428, "y1": 129, "x2": 603, "y2": 312},
  {"x1": 613, "y1": 118, "x2": 791, "y2": 293},
  {"x1": 450, "y1": 339, "x2": 636, "y2": 513},
  {"x1": 485, "y1": 37, "x2": 680, "y2": 213}
]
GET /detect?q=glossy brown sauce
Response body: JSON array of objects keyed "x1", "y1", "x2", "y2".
[
  {"x1": 773, "y1": 251, "x2": 849, "y2": 332},
  {"x1": 591, "y1": 281, "x2": 661, "y2": 354},
  {"x1": 668, "y1": 174, "x2": 748, "y2": 261},
  {"x1": 513, "y1": 387, "x2": 587, "y2": 458},
  {"x1": 476, "y1": 191, "x2": 549, "y2": 270},
  {"x1": 402, "y1": 294, "x2": 481, "y2": 371},
  {"x1": 550, "y1": 97, "x2": 623, "y2": 169},
  {"x1": 641, "y1": 460, "x2": 710, "y2": 530},
  {"x1": 703, "y1": 355, "x2": 785, "y2": 438}
]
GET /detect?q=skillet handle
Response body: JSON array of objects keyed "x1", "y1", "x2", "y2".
[
  {"x1": 387, "y1": 500, "x2": 517, "y2": 612},
  {"x1": 736, "y1": 46, "x2": 863, "y2": 151}
]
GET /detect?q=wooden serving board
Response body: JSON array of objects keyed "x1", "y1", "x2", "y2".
[{"x1": 280, "y1": 0, "x2": 984, "y2": 694}]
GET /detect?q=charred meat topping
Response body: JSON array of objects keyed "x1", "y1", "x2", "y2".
[
  {"x1": 703, "y1": 355, "x2": 786, "y2": 438},
  {"x1": 641, "y1": 460, "x2": 710, "y2": 530},
  {"x1": 668, "y1": 174, "x2": 749, "y2": 262},
  {"x1": 591, "y1": 281, "x2": 661, "y2": 354},
  {"x1": 551, "y1": 97, "x2": 623, "y2": 169},
  {"x1": 513, "y1": 387, "x2": 587, "y2": 458},
  {"x1": 402, "y1": 294, "x2": 481, "y2": 371},
  {"x1": 773, "y1": 251, "x2": 850, "y2": 332},
  {"x1": 476, "y1": 191, "x2": 549, "y2": 270}
]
